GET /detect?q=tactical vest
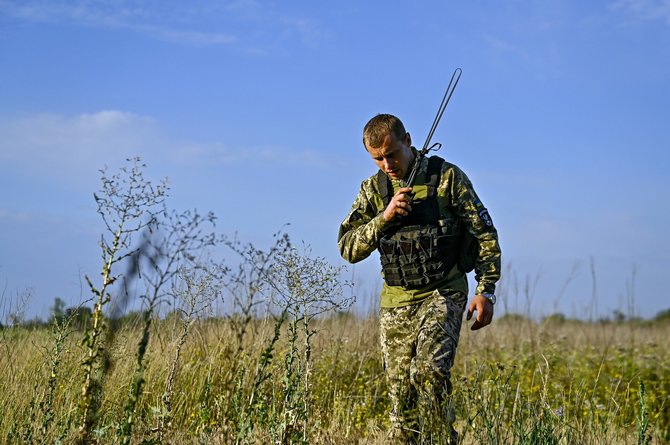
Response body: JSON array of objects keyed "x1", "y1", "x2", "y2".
[{"x1": 376, "y1": 156, "x2": 465, "y2": 289}]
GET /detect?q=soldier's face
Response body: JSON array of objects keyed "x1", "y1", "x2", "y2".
[{"x1": 365, "y1": 132, "x2": 414, "y2": 181}]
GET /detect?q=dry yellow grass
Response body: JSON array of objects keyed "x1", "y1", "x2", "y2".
[{"x1": 1, "y1": 313, "x2": 668, "y2": 444}]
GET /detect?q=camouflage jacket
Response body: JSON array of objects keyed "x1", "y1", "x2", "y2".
[{"x1": 338, "y1": 152, "x2": 501, "y2": 307}]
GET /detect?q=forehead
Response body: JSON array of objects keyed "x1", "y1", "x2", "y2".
[{"x1": 366, "y1": 134, "x2": 404, "y2": 157}]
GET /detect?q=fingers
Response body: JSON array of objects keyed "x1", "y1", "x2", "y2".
[
  {"x1": 470, "y1": 319, "x2": 484, "y2": 330},
  {"x1": 393, "y1": 199, "x2": 412, "y2": 216},
  {"x1": 484, "y1": 309, "x2": 494, "y2": 325},
  {"x1": 469, "y1": 298, "x2": 494, "y2": 331},
  {"x1": 470, "y1": 307, "x2": 484, "y2": 329},
  {"x1": 480, "y1": 301, "x2": 494, "y2": 326},
  {"x1": 466, "y1": 300, "x2": 475, "y2": 320},
  {"x1": 472, "y1": 312, "x2": 492, "y2": 330},
  {"x1": 393, "y1": 188, "x2": 413, "y2": 212},
  {"x1": 383, "y1": 188, "x2": 413, "y2": 221}
]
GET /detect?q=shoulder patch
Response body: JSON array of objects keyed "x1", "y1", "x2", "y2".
[{"x1": 478, "y1": 209, "x2": 493, "y2": 227}]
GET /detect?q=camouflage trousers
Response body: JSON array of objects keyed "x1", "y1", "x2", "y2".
[{"x1": 380, "y1": 289, "x2": 468, "y2": 444}]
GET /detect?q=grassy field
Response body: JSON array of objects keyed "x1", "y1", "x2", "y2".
[
  {"x1": 3, "y1": 160, "x2": 666, "y2": 444},
  {"x1": 1, "y1": 312, "x2": 668, "y2": 444}
]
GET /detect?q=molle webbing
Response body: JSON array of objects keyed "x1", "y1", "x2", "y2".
[
  {"x1": 378, "y1": 225, "x2": 461, "y2": 288},
  {"x1": 376, "y1": 156, "x2": 461, "y2": 288}
]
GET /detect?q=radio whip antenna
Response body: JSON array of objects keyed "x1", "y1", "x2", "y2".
[
  {"x1": 422, "y1": 67, "x2": 462, "y2": 152},
  {"x1": 404, "y1": 68, "x2": 462, "y2": 188}
]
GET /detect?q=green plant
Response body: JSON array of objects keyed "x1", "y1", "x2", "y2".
[
  {"x1": 637, "y1": 380, "x2": 650, "y2": 445},
  {"x1": 154, "y1": 266, "x2": 222, "y2": 443},
  {"x1": 78, "y1": 157, "x2": 167, "y2": 443},
  {"x1": 117, "y1": 207, "x2": 220, "y2": 444},
  {"x1": 263, "y1": 243, "x2": 354, "y2": 444}
]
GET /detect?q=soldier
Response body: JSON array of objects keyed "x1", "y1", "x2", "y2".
[{"x1": 338, "y1": 114, "x2": 501, "y2": 444}]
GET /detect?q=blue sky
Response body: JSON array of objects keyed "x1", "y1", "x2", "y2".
[{"x1": 1, "y1": 0, "x2": 669, "y2": 321}]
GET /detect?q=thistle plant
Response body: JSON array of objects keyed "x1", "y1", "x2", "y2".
[
  {"x1": 39, "y1": 308, "x2": 79, "y2": 439},
  {"x1": 236, "y1": 309, "x2": 288, "y2": 444},
  {"x1": 263, "y1": 243, "x2": 354, "y2": 443},
  {"x1": 78, "y1": 157, "x2": 167, "y2": 444},
  {"x1": 223, "y1": 230, "x2": 291, "y2": 356},
  {"x1": 155, "y1": 265, "x2": 222, "y2": 443},
  {"x1": 117, "y1": 208, "x2": 219, "y2": 444},
  {"x1": 220, "y1": 230, "x2": 291, "y2": 444}
]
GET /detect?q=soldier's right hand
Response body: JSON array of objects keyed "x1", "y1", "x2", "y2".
[{"x1": 382, "y1": 187, "x2": 413, "y2": 222}]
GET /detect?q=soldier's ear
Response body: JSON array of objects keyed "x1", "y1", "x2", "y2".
[{"x1": 405, "y1": 132, "x2": 412, "y2": 146}]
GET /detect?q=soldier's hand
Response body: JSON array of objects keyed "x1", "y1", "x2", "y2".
[
  {"x1": 466, "y1": 295, "x2": 494, "y2": 331},
  {"x1": 382, "y1": 187, "x2": 413, "y2": 222}
]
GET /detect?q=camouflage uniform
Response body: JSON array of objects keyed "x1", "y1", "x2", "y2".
[{"x1": 338, "y1": 150, "x2": 501, "y2": 443}]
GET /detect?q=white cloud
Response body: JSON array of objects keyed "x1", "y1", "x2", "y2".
[
  {"x1": 482, "y1": 34, "x2": 537, "y2": 65},
  {"x1": 2, "y1": 0, "x2": 125, "y2": 26},
  {"x1": 0, "y1": 111, "x2": 162, "y2": 173},
  {"x1": 0, "y1": 0, "x2": 327, "y2": 48},
  {"x1": 610, "y1": 0, "x2": 670, "y2": 25},
  {"x1": 0, "y1": 111, "x2": 348, "y2": 180},
  {"x1": 278, "y1": 16, "x2": 329, "y2": 48},
  {"x1": 0, "y1": 208, "x2": 34, "y2": 223},
  {"x1": 0, "y1": 0, "x2": 239, "y2": 46},
  {"x1": 139, "y1": 25, "x2": 237, "y2": 46}
]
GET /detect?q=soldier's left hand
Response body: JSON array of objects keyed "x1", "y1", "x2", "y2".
[{"x1": 466, "y1": 295, "x2": 494, "y2": 330}]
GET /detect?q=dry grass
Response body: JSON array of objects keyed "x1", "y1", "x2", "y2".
[{"x1": 1, "y1": 312, "x2": 668, "y2": 444}]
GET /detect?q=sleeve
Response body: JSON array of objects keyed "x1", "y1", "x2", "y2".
[
  {"x1": 448, "y1": 166, "x2": 502, "y2": 295},
  {"x1": 337, "y1": 180, "x2": 392, "y2": 264}
]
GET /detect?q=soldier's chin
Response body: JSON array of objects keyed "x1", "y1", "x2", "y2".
[{"x1": 387, "y1": 170, "x2": 400, "y2": 179}]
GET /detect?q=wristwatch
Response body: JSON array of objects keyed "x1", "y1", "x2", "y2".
[{"x1": 481, "y1": 293, "x2": 497, "y2": 305}]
